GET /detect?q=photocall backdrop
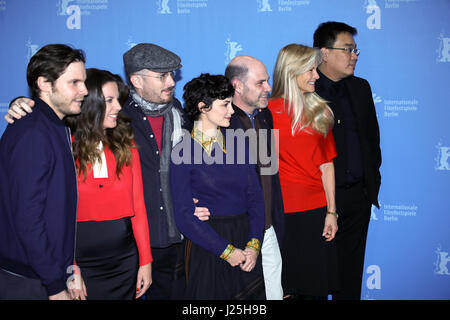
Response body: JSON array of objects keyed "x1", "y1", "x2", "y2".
[{"x1": 0, "y1": 0, "x2": 449, "y2": 300}]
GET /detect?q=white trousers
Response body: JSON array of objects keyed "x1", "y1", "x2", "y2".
[{"x1": 261, "y1": 226, "x2": 283, "y2": 300}]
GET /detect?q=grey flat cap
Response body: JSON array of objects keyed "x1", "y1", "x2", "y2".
[{"x1": 123, "y1": 43, "x2": 182, "y2": 75}]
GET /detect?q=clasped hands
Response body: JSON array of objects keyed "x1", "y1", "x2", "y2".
[
  {"x1": 193, "y1": 198, "x2": 258, "y2": 272},
  {"x1": 226, "y1": 247, "x2": 258, "y2": 272}
]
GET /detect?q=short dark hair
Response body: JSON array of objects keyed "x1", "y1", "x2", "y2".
[
  {"x1": 224, "y1": 63, "x2": 248, "y2": 83},
  {"x1": 26, "y1": 44, "x2": 86, "y2": 98},
  {"x1": 313, "y1": 21, "x2": 358, "y2": 48},
  {"x1": 183, "y1": 73, "x2": 234, "y2": 122}
]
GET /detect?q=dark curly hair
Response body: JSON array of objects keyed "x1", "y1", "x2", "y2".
[
  {"x1": 183, "y1": 73, "x2": 234, "y2": 122},
  {"x1": 66, "y1": 68, "x2": 133, "y2": 180}
]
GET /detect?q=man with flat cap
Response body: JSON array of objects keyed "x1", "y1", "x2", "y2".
[{"x1": 122, "y1": 43, "x2": 203, "y2": 300}]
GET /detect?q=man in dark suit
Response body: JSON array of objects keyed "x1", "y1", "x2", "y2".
[
  {"x1": 225, "y1": 55, "x2": 285, "y2": 299},
  {"x1": 313, "y1": 21, "x2": 382, "y2": 300}
]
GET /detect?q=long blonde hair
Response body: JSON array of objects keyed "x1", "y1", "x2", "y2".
[{"x1": 271, "y1": 43, "x2": 334, "y2": 136}]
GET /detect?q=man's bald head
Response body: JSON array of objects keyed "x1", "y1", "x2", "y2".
[
  {"x1": 225, "y1": 55, "x2": 264, "y2": 84},
  {"x1": 225, "y1": 55, "x2": 271, "y2": 113}
]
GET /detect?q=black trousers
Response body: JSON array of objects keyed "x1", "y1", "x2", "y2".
[
  {"x1": 144, "y1": 243, "x2": 183, "y2": 300},
  {"x1": 0, "y1": 268, "x2": 47, "y2": 300},
  {"x1": 333, "y1": 182, "x2": 372, "y2": 300}
]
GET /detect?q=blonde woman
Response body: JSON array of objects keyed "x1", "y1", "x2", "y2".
[{"x1": 268, "y1": 44, "x2": 339, "y2": 299}]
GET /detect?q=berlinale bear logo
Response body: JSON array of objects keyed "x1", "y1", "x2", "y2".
[
  {"x1": 437, "y1": 33, "x2": 450, "y2": 63},
  {"x1": 225, "y1": 37, "x2": 243, "y2": 64},
  {"x1": 435, "y1": 141, "x2": 450, "y2": 171},
  {"x1": 257, "y1": 0, "x2": 272, "y2": 12},
  {"x1": 157, "y1": 0, "x2": 172, "y2": 14},
  {"x1": 435, "y1": 246, "x2": 450, "y2": 275}
]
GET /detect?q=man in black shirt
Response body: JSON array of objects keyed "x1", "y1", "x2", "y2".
[{"x1": 313, "y1": 21, "x2": 382, "y2": 300}]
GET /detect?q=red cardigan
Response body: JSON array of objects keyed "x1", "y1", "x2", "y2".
[
  {"x1": 268, "y1": 97, "x2": 337, "y2": 213},
  {"x1": 76, "y1": 143, "x2": 152, "y2": 266}
]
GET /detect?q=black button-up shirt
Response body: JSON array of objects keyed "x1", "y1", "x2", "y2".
[{"x1": 316, "y1": 69, "x2": 363, "y2": 187}]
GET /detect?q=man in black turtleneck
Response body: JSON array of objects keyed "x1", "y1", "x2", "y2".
[{"x1": 313, "y1": 22, "x2": 382, "y2": 300}]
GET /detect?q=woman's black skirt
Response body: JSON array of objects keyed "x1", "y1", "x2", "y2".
[
  {"x1": 182, "y1": 213, "x2": 265, "y2": 300},
  {"x1": 75, "y1": 217, "x2": 138, "y2": 300},
  {"x1": 281, "y1": 206, "x2": 339, "y2": 297}
]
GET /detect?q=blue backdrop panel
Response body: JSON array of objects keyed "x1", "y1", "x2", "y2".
[{"x1": 0, "y1": 0, "x2": 449, "y2": 300}]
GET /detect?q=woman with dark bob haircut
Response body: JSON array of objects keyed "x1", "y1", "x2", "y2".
[
  {"x1": 170, "y1": 73, "x2": 266, "y2": 299},
  {"x1": 66, "y1": 68, "x2": 152, "y2": 300}
]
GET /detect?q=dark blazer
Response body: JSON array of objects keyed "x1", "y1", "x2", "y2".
[
  {"x1": 122, "y1": 96, "x2": 190, "y2": 248},
  {"x1": 229, "y1": 104, "x2": 285, "y2": 246},
  {"x1": 0, "y1": 98, "x2": 78, "y2": 296},
  {"x1": 316, "y1": 74, "x2": 382, "y2": 208}
]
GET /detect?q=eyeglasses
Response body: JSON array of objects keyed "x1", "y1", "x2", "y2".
[
  {"x1": 326, "y1": 47, "x2": 360, "y2": 56},
  {"x1": 137, "y1": 70, "x2": 176, "y2": 82}
]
